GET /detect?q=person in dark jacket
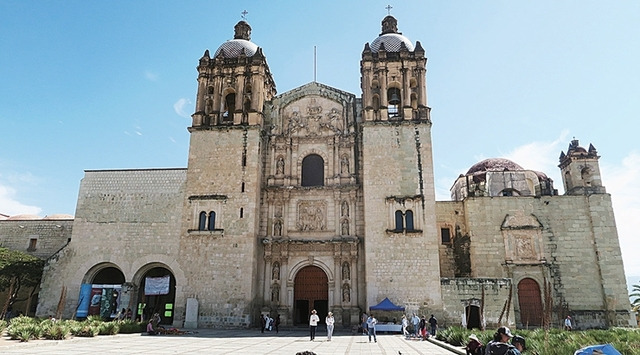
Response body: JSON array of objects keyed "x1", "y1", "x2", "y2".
[
  {"x1": 428, "y1": 314, "x2": 438, "y2": 336},
  {"x1": 485, "y1": 326, "x2": 520, "y2": 355}
]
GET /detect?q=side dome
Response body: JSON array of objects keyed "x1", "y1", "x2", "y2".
[
  {"x1": 466, "y1": 158, "x2": 524, "y2": 175},
  {"x1": 214, "y1": 20, "x2": 259, "y2": 58},
  {"x1": 369, "y1": 15, "x2": 414, "y2": 53}
]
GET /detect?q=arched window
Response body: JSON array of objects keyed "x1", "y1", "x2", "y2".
[
  {"x1": 208, "y1": 211, "x2": 216, "y2": 230},
  {"x1": 387, "y1": 87, "x2": 401, "y2": 118},
  {"x1": 395, "y1": 210, "x2": 404, "y2": 231},
  {"x1": 301, "y1": 154, "x2": 324, "y2": 187},
  {"x1": 198, "y1": 211, "x2": 207, "y2": 231},
  {"x1": 405, "y1": 210, "x2": 414, "y2": 231},
  {"x1": 223, "y1": 93, "x2": 235, "y2": 121}
]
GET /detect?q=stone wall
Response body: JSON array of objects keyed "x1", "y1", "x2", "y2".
[
  {"x1": 37, "y1": 169, "x2": 186, "y2": 323},
  {"x1": 361, "y1": 120, "x2": 442, "y2": 315},
  {"x1": 179, "y1": 127, "x2": 262, "y2": 327},
  {"x1": 441, "y1": 278, "x2": 515, "y2": 329}
]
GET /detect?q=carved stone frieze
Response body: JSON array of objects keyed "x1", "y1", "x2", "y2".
[{"x1": 297, "y1": 200, "x2": 326, "y2": 231}]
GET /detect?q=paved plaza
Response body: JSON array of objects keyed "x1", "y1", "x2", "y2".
[{"x1": 1, "y1": 329, "x2": 464, "y2": 355}]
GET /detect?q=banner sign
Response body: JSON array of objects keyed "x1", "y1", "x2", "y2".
[{"x1": 145, "y1": 275, "x2": 170, "y2": 295}]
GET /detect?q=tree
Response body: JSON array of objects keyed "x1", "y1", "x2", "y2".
[
  {"x1": 0, "y1": 247, "x2": 45, "y2": 319},
  {"x1": 630, "y1": 283, "x2": 640, "y2": 313}
]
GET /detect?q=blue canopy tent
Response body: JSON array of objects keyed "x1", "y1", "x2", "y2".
[
  {"x1": 574, "y1": 344, "x2": 622, "y2": 355},
  {"x1": 369, "y1": 297, "x2": 405, "y2": 311}
]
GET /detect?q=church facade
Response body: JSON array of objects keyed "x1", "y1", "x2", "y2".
[{"x1": 15, "y1": 16, "x2": 633, "y2": 330}]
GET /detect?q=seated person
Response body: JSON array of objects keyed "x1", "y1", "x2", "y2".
[{"x1": 146, "y1": 320, "x2": 156, "y2": 335}]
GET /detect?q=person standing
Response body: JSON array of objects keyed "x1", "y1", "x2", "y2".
[
  {"x1": 419, "y1": 315, "x2": 427, "y2": 340},
  {"x1": 564, "y1": 315, "x2": 572, "y2": 331},
  {"x1": 411, "y1": 313, "x2": 420, "y2": 337},
  {"x1": 361, "y1": 312, "x2": 368, "y2": 335},
  {"x1": 326, "y1": 311, "x2": 335, "y2": 341},
  {"x1": 260, "y1": 314, "x2": 266, "y2": 333},
  {"x1": 309, "y1": 309, "x2": 319, "y2": 341},
  {"x1": 401, "y1": 314, "x2": 409, "y2": 337},
  {"x1": 428, "y1": 314, "x2": 438, "y2": 337},
  {"x1": 366, "y1": 313, "x2": 377, "y2": 343},
  {"x1": 275, "y1": 314, "x2": 281, "y2": 334}
]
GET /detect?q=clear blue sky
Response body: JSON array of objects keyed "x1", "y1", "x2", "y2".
[{"x1": 1, "y1": 1, "x2": 639, "y2": 282}]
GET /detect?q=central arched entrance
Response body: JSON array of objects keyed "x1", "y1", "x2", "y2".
[
  {"x1": 294, "y1": 265, "x2": 328, "y2": 325},
  {"x1": 518, "y1": 278, "x2": 543, "y2": 327}
]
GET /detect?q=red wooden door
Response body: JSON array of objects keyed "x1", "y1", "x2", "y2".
[{"x1": 518, "y1": 278, "x2": 543, "y2": 326}]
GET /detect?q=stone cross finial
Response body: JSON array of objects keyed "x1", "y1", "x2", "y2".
[
  {"x1": 241, "y1": 10, "x2": 248, "y2": 20},
  {"x1": 385, "y1": 4, "x2": 393, "y2": 15}
]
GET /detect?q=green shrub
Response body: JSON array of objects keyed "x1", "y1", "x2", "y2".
[
  {"x1": 74, "y1": 324, "x2": 100, "y2": 337},
  {"x1": 118, "y1": 320, "x2": 144, "y2": 334},
  {"x1": 98, "y1": 321, "x2": 120, "y2": 335},
  {"x1": 0, "y1": 319, "x2": 7, "y2": 332},
  {"x1": 7, "y1": 323, "x2": 42, "y2": 342},
  {"x1": 44, "y1": 323, "x2": 70, "y2": 340}
]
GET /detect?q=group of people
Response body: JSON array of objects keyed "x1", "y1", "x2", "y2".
[
  {"x1": 261, "y1": 313, "x2": 281, "y2": 333},
  {"x1": 308, "y1": 309, "x2": 335, "y2": 341},
  {"x1": 400, "y1": 313, "x2": 438, "y2": 340},
  {"x1": 114, "y1": 307, "x2": 133, "y2": 321},
  {"x1": 465, "y1": 326, "x2": 526, "y2": 355}
]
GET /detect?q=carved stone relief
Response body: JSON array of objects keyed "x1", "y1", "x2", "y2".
[
  {"x1": 297, "y1": 200, "x2": 326, "y2": 231},
  {"x1": 272, "y1": 261, "x2": 280, "y2": 280},
  {"x1": 341, "y1": 200, "x2": 349, "y2": 217},
  {"x1": 284, "y1": 97, "x2": 346, "y2": 137}
]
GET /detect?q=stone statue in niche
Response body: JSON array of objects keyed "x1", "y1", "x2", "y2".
[
  {"x1": 341, "y1": 201, "x2": 349, "y2": 217},
  {"x1": 342, "y1": 283, "x2": 350, "y2": 302},
  {"x1": 272, "y1": 262, "x2": 280, "y2": 280},
  {"x1": 273, "y1": 219, "x2": 282, "y2": 237},
  {"x1": 340, "y1": 155, "x2": 350, "y2": 174},
  {"x1": 341, "y1": 219, "x2": 349, "y2": 236},
  {"x1": 271, "y1": 284, "x2": 279, "y2": 303},
  {"x1": 342, "y1": 262, "x2": 350, "y2": 280},
  {"x1": 275, "y1": 204, "x2": 283, "y2": 218},
  {"x1": 297, "y1": 201, "x2": 326, "y2": 231},
  {"x1": 276, "y1": 156, "x2": 285, "y2": 175}
]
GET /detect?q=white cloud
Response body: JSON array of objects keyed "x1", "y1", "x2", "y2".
[
  {"x1": 173, "y1": 98, "x2": 192, "y2": 118},
  {"x1": 0, "y1": 183, "x2": 42, "y2": 216},
  {"x1": 144, "y1": 70, "x2": 159, "y2": 81}
]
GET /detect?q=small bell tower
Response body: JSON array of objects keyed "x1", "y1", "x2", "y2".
[
  {"x1": 191, "y1": 20, "x2": 276, "y2": 128},
  {"x1": 360, "y1": 15, "x2": 430, "y2": 121},
  {"x1": 558, "y1": 139, "x2": 606, "y2": 195}
]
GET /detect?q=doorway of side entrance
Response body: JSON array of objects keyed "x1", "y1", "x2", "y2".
[{"x1": 293, "y1": 265, "x2": 328, "y2": 326}]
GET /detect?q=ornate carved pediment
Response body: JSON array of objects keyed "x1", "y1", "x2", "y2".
[
  {"x1": 501, "y1": 211, "x2": 542, "y2": 230},
  {"x1": 284, "y1": 97, "x2": 346, "y2": 137}
]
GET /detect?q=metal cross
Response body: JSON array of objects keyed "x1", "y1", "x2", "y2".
[
  {"x1": 241, "y1": 10, "x2": 248, "y2": 20},
  {"x1": 385, "y1": 5, "x2": 393, "y2": 15}
]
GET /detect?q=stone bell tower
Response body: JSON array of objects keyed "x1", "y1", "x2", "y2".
[
  {"x1": 178, "y1": 20, "x2": 276, "y2": 328},
  {"x1": 191, "y1": 20, "x2": 276, "y2": 127},
  {"x1": 359, "y1": 15, "x2": 441, "y2": 314},
  {"x1": 558, "y1": 139, "x2": 606, "y2": 195},
  {"x1": 360, "y1": 15, "x2": 430, "y2": 122}
]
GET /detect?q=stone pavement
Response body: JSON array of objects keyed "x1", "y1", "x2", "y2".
[{"x1": 1, "y1": 328, "x2": 465, "y2": 355}]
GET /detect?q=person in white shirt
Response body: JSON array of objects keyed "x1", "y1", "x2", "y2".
[
  {"x1": 401, "y1": 314, "x2": 409, "y2": 337},
  {"x1": 411, "y1": 313, "x2": 420, "y2": 337},
  {"x1": 366, "y1": 314, "x2": 377, "y2": 343},
  {"x1": 326, "y1": 311, "x2": 335, "y2": 341},
  {"x1": 309, "y1": 309, "x2": 320, "y2": 341}
]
